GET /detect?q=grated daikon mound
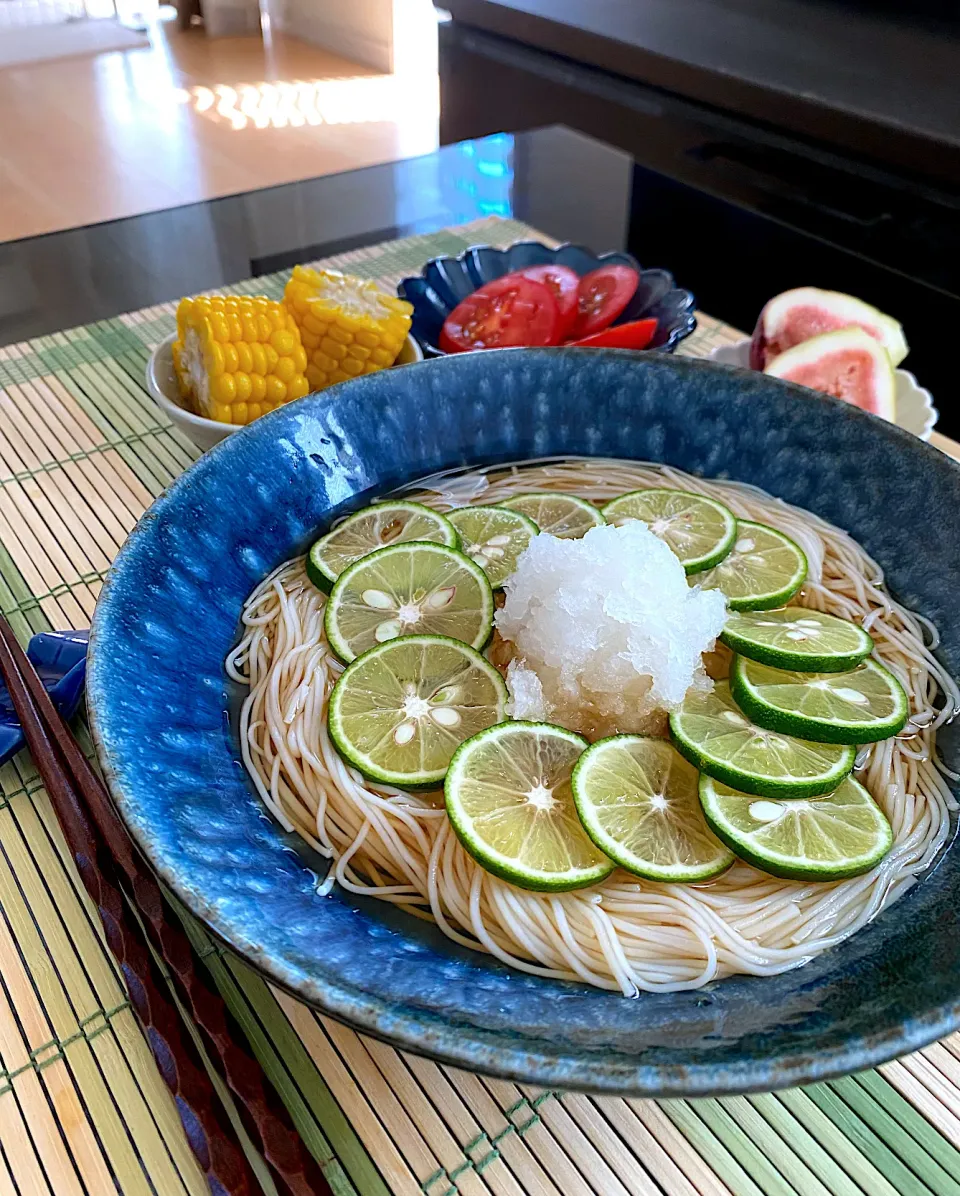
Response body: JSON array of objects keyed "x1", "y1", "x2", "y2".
[{"x1": 496, "y1": 521, "x2": 727, "y2": 739}]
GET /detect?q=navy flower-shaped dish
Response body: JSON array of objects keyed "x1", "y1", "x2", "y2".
[
  {"x1": 87, "y1": 349, "x2": 960, "y2": 1097},
  {"x1": 398, "y1": 242, "x2": 696, "y2": 355},
  {"x1": 0, "y1": 630, "x2": 87, "y2": 764}
]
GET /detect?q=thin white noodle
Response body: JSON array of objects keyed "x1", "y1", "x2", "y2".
[{"x1": 230, "y1": 459, "x2": 957, "y2": 994}]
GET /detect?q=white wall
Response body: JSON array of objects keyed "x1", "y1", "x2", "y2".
[
  {"x1": 272, "y1": 0, "x2": 396, "y2": 73},
  {"x1": 270, "y1": 0, "x2": 437, "y2": 75},
  {"x1": 204, "y1": 0, "x2": 261, "y2": 38}
]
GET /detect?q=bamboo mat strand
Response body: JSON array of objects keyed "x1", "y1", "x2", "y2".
[{"x1": 0, "y1": 214, "x2": 958, "y2": 1194}]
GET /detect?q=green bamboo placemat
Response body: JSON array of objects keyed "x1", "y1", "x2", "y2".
[{"x1": 0, "y1": 214, "x2": 958, "y2": 1196}]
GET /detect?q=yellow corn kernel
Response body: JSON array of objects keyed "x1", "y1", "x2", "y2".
[
  {"x1": 283, "y1": 265, "x2": 413, "y2": 395},
  {"x1": 204, "y1": 340, "x2": 225, "y2": 375},
  {"x1": 327, "y1": 323, "x2": 353, "y2": 345},
  {"x1": 235, "y1": 371, "x2": 252, "y2": 402},
  {"x1": 213, "y1": 374, "x2": 236, "y2": 404},
  {"x1": 209, "y1": 312, "x2": 231, "y2": 343},
  {"x1": 274, "y1": 356, "x2": 297, "y2": 383},
  {"x1": 171, "y1": 294, "x2": 310, "y2": 426},
  {"x1": 271, "y1": 329, "x2": 297, "y2": 356},
  {"x1": 265, "y1": 376, "x2": 287, "y2": 404},
  {"x1": 250, "y1": 343, "x2": 268, "y2": 376}
]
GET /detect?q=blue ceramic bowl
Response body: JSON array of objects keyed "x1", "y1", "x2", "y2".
[
  {"x1": 87, "y1": 349, "x2": 960, "y2": 1096},
  {"x1": 0, "y1": 631, "x2": 87, "y2": 764},
  {"x1": 398, "y1": 242, "x2": 696, "y2": 355}
]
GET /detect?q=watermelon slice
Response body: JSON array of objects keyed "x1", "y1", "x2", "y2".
[
  {"x1": 750, "y1": 287, "x2": 908, "y2": 370},
  {"x1": 764, "y1": 327, "x2": 897, "y2": 422}
]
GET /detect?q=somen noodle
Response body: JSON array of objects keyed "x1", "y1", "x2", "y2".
[{"x1": 226, "y1": 459, "x2": 958, "y2": 994}]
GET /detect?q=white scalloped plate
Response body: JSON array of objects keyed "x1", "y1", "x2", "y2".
[{"x1": 709, "y1": 339, "x2": 938, "y2": 442}]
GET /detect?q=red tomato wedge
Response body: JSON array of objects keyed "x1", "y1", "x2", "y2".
[
  {"x1": 439, "y1": 276, "x2": 561, "y2": 352},
  {"x1": 570, "y1": 318, "x2": 657, "y2": 350},
  {"x1": 517, "y1": 264, "x2": 580, "y2": 336},
  {"x1": 570, "y1": 265, "x2": 640, "y2": 339}
]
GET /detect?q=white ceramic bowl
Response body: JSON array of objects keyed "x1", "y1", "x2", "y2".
[
  {"x1": 146, "y1": 332, "x2": 425, "y2": 452},
  {"x1": 708, "y1": 339, "x2": 938, "y2": 441}
]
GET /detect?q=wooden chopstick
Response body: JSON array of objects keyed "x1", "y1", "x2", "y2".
[
  {"x1": 0, "y1": 620, "x2": 260, "y2": 1195},
  {"x1": 0, "y1": 616, "x2": 332, "y2": 1196}
]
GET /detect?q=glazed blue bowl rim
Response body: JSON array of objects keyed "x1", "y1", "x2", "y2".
[
  {"x1": 398, "y1": 240, "x2": 698, "y2": 355},
  {"x1": 86, "y1": 348, "x2": 960, "y2": 1096}
]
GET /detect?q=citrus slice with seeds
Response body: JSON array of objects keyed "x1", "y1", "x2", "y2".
[
  {"x1": 499, "y1": 492, "x2": 604, "y2": 539},
  {"x1": 601, "y1": 489, "x2": 736, "y2": 574},
  {"x1": 572, "y1": 736, "x2": 734, "y2": 882},
  {"x1": 730, "y1": 655, "x2": 908, "y2": 745},
  {"x1": 307, "y1": 501, "x2": 459, "y2": 591},
  {"x1": 446, "y1": 506, "x2": 539, "y2": 588},
  {"x1": 693, "y1": 520, "x2": 807, "y2": 610},
  {"x1": 720, "y1": 608, "x2": 873, "y2": 672},
  {"x1": 669, "y1": 680, "x2": 855, "y2": 799},
  {"x1": 699, "y1": 774, "x2": 893, "y2": 880},
  {"x1": 445, "y1": 722, "x2": 615, "y2": 891},
  {"x1": 328, "y1": 635, "x2": 507, "y2": 786},
  {"x1": 324, "y1": 541, "x2": 494, "y2": 663}
]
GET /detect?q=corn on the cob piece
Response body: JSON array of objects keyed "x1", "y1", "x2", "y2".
[
  {"x1": 172, "y1": 295, "x2": 310, "y2": 426},
  {"x1": 284, "y1": 266, "x2": 413, "y2": 392}
]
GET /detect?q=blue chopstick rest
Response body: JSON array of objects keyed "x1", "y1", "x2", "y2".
[{"x1": 0, "y1": 630, "x2": 88, "y2": 765}]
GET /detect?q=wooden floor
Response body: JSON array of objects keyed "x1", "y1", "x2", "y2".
[{"x1": 0, "y1": 20, "x2": 439, "y2": 242}]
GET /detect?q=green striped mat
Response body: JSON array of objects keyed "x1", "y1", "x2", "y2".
[{"x1": 0, "y1": 213, "x2": 956, "y2": 1196}]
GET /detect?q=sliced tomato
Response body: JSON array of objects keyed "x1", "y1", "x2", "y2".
[
  {"x1": 517, "y1": 264, "x2": 580, "y2": 336},
  {"x1": 439, "y1": 276, "x2": 561, "y2": 352},
  {"x1": 570, "y1": 318, "x2": 657, "y2": 350},
  {"x1": 569, "y1": 265, "x2": 640, "y2": 339}
]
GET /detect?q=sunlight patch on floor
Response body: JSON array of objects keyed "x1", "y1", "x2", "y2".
[{"x1": 172, "y1": 72, "x2": 439, "y2": 133}]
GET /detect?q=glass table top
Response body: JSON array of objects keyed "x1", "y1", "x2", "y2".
[
  {"x1": 0, "y1": 126, "x2": 633, "y2": 343},
  {"x1": 0, "y1": 123, "x2": 951, "y2": 433}
]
